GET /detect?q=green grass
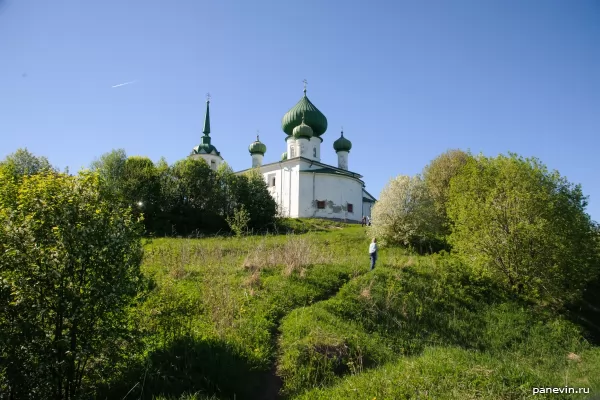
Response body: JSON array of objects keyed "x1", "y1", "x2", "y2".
[{"x1": 99, "y1": 219, "x2": 600, "y2": 400}]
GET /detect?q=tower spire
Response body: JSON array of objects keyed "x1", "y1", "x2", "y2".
[
  {"x1": 203, "y1": 93, "x2": 211, "y2": 135},
  {"x1": 303, "y1": 79, "x2": 307, "y2": 95}
]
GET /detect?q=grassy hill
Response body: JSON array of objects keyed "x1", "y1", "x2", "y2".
[{"x1": 104, "y1": 220, "x2": 600, "y2": 400}]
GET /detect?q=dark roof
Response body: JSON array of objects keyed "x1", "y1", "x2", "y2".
[{"x1": 362, "y1": 189, "x2": 377, "y2": 201}]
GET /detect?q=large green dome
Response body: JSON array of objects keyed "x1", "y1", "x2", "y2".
[
  {"x1": 333, "y1": 130, "x2": 352, "y2": 152},
  {"x1": 248, "y1": 135, "x2": 267, "y2": 155},
  {"x1": 282, "y1": 92, "x2": 328, "y2": 137}
]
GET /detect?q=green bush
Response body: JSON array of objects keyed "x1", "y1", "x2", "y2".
[{"x1": 0, "y1": 170, "x2": 144, "y2": 399}]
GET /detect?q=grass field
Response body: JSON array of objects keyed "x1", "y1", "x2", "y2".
[{"x1": 102, "y1": 219, "x2": 600, "y2": 400}]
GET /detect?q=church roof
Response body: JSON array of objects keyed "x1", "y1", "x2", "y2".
[
  {"x1": 192, "y1": 96, "x2": 220, "y2": 155},
  {"x1": 249, "y1": 135, "x2": 267, "y2": 155},
  {"x1": 281, "y1": 83, "x2": 328, "y2": 137},
  {"x1": 333, "y1": 130, "x2": 352, "y2": 152}
]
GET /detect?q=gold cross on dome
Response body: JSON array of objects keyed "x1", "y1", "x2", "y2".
[{"x1": 303, "y1": 79, "x2": 307, "y2": 93}]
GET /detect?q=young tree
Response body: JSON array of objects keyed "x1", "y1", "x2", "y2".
[
  {"x1": 369, "y1": 175, "x2": 441, "y2": 250},
  {"x1": 447, "y1": 153, "x2": 600, "y2": 305},
  {"x1": 0, "y1": 170, "x2": 144, "y2": 399}
]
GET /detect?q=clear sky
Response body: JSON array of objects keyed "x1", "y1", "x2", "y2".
[{"x1": 1, "y1": 0, "x2": 599, "y2": 221}]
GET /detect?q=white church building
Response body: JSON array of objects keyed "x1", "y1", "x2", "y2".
[{"x1": 190, "y1": 84, "x2": 376, "y2": 222}]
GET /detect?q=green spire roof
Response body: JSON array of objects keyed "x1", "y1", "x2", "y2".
[
  {"x1": 281, "y1": 151, "x2": 288, "y2": 161},
  {"x1": 282, "y1": 83, "x2": 327, "y2": 137},
  {"x1": 292, "y1": 114, "x2": 314, "y2": 139},
  {"x1": 203, "y1": 97, "x2": 211, "y2": 134},
  {"x1": 192, "y1": 94, "x2": 220, "y2": 155},
  {"x1": 333, "y1": 130, "x2": 352, "y2": 152},
  {"x1": 248, "y1": 135, "x2": 267, "y2": 155}
]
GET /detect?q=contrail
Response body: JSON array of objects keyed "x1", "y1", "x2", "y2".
[{"x1": 112, "y1": 80, "x2": 137, "y2": 88}]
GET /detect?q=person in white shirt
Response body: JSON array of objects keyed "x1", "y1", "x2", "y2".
[{"x1": 369, "y1": 238, "x2": 378, "y2": 270}]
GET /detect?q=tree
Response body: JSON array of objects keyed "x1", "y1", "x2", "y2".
[
  {"x1": 0, "y1": 170, "x2": 144, "y2": 398},
  {"x1": 241, "y1": 169, "x2": 278, "y2": 231},
  {"x1": 89, "y1": 148, "x2": 127, "y2": 198},
  {"x1": 368, "y1": 175, "x2": 441, "y2": 251},
  {"x1": 0, "y1": 148, "x2": 56, "y2": 178},
  {"x1": 422, "y1": 149, "x2": 472, "y2": 232},
  {"x1": 447, "y1": 153, "x2": 600, "y2": 305}
]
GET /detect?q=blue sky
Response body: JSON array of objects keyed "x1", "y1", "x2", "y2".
[{"x1": 1, "y1": 0, "x2": 599, "y2": 220}]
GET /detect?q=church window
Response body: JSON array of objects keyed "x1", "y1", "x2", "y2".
[
  {"x1": 290, "y1": 146, "x2": 295, "y2": 158},
  {"x1": 211, "y1": 160, "x2": 216, "y2": 170},
  {"x1": 347, "y1": 203, "x2": 353, "y2": 213},
  {"x1": 316, "y1": 201, "x2": 326, "y2": 209},
  {"x1": 313, "y1": 147, "x2": 317, "y2": 158},
  {"x1": 267, "y1": 173, "x2": 276, "y2": 187}
]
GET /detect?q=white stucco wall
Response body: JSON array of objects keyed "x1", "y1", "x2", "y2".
[
  {"x1": 362, "y1": 200, "x2": 374, "y2": 219},
  {"x1": 190, "y1": 153, "x2": 223, "y2": 170},
  {"x1": 261, "y1": 162, "x2": 300, "y2": 218},
  {"x1": 297, "y1": 171, "x2": 363, "y2": 221},
  {"x1": 337, "y1": 151, "x2": 349, "y2": 170},
  {"x1": 251, "y1": 153, "x2": 264, "y2": 168},
  {"x1": 244, "y1": 158, "x2": 370, "y2": 222},
  {"x1": 309, "y1": 136, "x2": 321, "y2": 162}
]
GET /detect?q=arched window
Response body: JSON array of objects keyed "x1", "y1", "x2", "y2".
[
  {"x1": 290, "y1": 146, "x2": 295, "y2": 158},
  {"x1": 313, "y1": 147, "x2": 317, "y2": 157}
]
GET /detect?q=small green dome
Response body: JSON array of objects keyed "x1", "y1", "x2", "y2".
[
  {"x1": 333, "y1": 130, "x2": 352, "y2": 153},
  {"x1": 282, "y1": 91, "x2": 328, "y2": 137},
  {"x1": 281, "y1": 152, "x2": 288, "y2": 161},
  {"x1": 292, "y1": 116, "x2": 314, "y2": 139},
  {"x1": 193, "y1": 134, "x2": 220, "y2": 155},
  {"x1": 248, "y1": 135, "x2": 267, "y2": 155}
]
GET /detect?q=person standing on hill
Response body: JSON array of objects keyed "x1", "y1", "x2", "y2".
[{"x1": 369, "y1": 238, "x2": 378, "y2": 270}]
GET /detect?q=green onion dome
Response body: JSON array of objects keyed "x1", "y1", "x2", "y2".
[
  {"x1": 281, "y1": 152, "x2": 288, "y2": 161},
  {"x1": 282, "y1": 90, "x2": 328, "y2": 137},
  {"x1": 248, "y1": 135, "x2": 267, "y2": 155},
  {"x1": 333, "y1": 130, "x2": 352, "y2": 153},
  {"x1": 292, "y1": 116, "x2": 314, "y2": 139}
]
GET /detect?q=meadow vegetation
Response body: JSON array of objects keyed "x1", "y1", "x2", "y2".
[{"x1": 1, "y1": 148, "x2": 599, "y2": 399}]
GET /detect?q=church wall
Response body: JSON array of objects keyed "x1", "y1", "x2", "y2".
[
  {"x1": 190, "y1": 153, "x2": 222, "y2": 171},
  {"x1": 362, "y1": 201, "x2": 374, "y2": 219},
  {"x1": 297, "y1": 172, "x2": 363, "y2": 221},
  {"x1": 261, "y1": 162, "x2": 300, "y2": 218}
]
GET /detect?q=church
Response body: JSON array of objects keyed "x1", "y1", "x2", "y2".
[{"x1": 189, "y1": 83, "x2": 376, "y2": 222}]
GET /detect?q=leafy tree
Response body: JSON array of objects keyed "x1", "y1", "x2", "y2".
[
  {"x1": 422, "y1": 149, "x2": 472, "y2": 232},
  {"x1": 161, "y1": 158, "x2": 226, "y2": 235},
  {"x1": 447, "y1": 153, "x2": 600, "y2": 305},
  {"x1": 89, "y1": 148, "x2": 127, "y2": 198},
  {"x1": 0, "y1": 170, "x2": 144, "y2": 399},
  {"x1": 0, "y1": 148, "x2": 56, "y2": 179},
  {"x1": 369, "y1": 175, "x2": 441, "y2": 251},
  {"x1": 240, "y1": 169, "x2": 277, "y2": 231}
]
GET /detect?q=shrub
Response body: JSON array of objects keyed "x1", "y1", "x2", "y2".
[
  {"x1": 0, "y1": 171, "x2": 145, "y2": 398},
  {"x1": 447, "y1": 153, "x2": 600, "y2": 305}
]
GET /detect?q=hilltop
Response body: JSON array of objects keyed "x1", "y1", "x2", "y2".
[{"x1": 99, "y1": 220, "x2": 600, "y2": 399}]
